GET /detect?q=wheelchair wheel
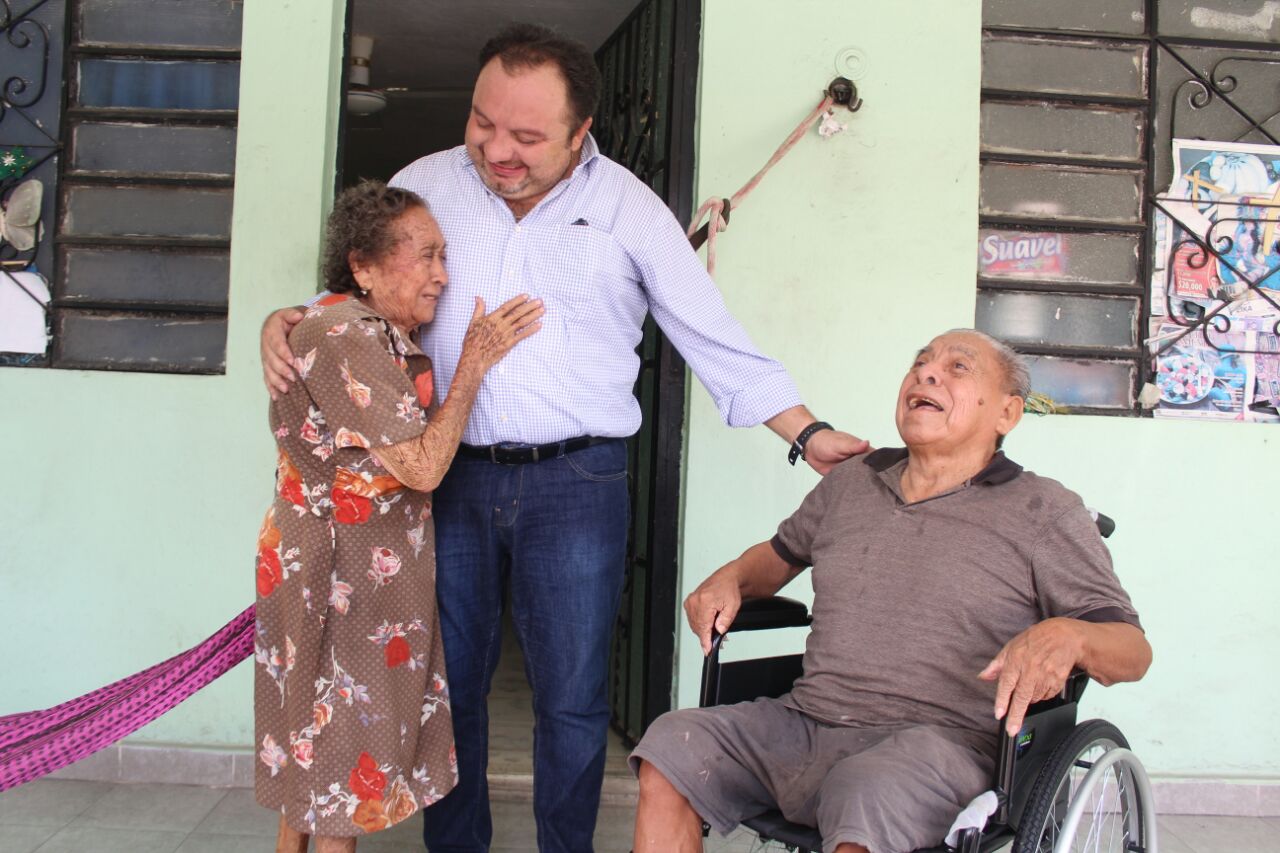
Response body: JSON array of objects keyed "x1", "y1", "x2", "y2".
[{"x1": 1012, "y1": 719, "x2": 1149, "y2": 853}]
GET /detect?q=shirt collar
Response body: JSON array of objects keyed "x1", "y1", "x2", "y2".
[
  {"x1": 577, "y1": 132, "x2": 601, "y2": 169},
  {"x1": 862, "y1": 446, "x2": 1023, "y2": 486},
  {"x1": 314, "y1": 294, "x2": 426, "y2": 359}
]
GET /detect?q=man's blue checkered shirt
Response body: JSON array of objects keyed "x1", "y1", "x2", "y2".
[{"x1": 389, "y1": 134, "x2": 802, "y2": 446}]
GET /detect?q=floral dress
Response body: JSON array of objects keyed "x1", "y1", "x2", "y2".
[{"x1": 254, "y1": 294, "x2": 455, "y2": 836}]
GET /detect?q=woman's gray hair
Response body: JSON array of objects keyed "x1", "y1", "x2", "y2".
[
  {"x1": 946, "y1": 328, "x2": 1031, "y2": 399},
  {"x1": 322, "y1": 180, "x2": 429, "y2": 294}
]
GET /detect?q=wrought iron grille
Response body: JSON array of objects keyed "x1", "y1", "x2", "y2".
[
  {"x1": 594, "y1": 0, "x2": 671, "y2": 196},
  {"x1": 1151, "y1": 52, "x2": 1280, "y2": 357},
  {"x1": 595, "y1": 0, "x2": 699, "y2": 745},
  {"x1": 978, "y1": 0, "x2": 1280, "y2": 417}
]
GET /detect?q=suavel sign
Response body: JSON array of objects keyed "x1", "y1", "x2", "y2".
[{"x1": 979, "y1": 232, "x2": 1066, "y2": 278}]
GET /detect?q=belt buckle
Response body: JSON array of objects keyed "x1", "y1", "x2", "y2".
[{"x1": 489, "y1": 446, "x2": 499, "y2": 464}]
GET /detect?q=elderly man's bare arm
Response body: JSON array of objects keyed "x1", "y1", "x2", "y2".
[
  {"x1": 261, "y1": 307, "x2": 305, "y2": 399},
  {"x1": 980, "y1": 618, "x2": 1152, "y2": 737},
  {"x1": 683, "y1": 541, "x2": 805, "y2": 657}
]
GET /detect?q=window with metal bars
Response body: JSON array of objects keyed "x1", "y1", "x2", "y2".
[
  {"x1": 977, "y1": 0, "x2": 1280, "y2": 416},
  {"x1": 0, "y1": 0, "x2": 241, "y2": 374}
]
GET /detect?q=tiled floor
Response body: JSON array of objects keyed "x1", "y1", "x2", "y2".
[{"x1": 2, "y1": 778, "x2": 1278, "y2": 852}]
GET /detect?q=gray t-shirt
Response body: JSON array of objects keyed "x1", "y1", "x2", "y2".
[{"x1": 773, "y1": 448, "x2": 1141, "y2": 738}]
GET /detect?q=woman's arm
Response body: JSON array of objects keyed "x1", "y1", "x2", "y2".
[
  {"x1": 374, "y1": 349, "x2": 485, "y2": 493},
  {"x1": 374, "y1": 295, "x2": 542, "y2": 491}
]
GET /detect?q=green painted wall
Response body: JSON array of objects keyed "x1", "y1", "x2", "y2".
[
  {"x1": 676, "y1": 0, "x2": 1279, "y2": 782},
  {"x1": 0, "y1": 0, "x2": 347, "y2": 748}
]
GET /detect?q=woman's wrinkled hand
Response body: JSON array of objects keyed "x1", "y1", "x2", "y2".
[{"x1": 460, "y1": 294, "x2": 544, "y2": 372}]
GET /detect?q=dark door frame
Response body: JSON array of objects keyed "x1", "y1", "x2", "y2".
[
  {"x1": 594, "y1": 0, "x2": 701, "y2": 743},
  {"x1": 643, "y1": 0, "x2": 700, "y2": 735}
]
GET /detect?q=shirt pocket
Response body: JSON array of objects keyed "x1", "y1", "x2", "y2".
[{"x1": 526, "y1": 224, "x2": 635, "y2": 318}]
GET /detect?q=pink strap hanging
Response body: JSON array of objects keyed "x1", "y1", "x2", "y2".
[{"x1": 687, "y1": 94, "x2": 836, "y2": 276}]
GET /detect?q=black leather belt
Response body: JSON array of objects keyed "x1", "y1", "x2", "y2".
[{"x1": 458, "y1": 436, "x2": 609, "y2": 465}]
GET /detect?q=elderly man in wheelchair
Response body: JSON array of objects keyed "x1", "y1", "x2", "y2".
[{"x1": 630, "y1": 329, "x2": 1153, "y2": 853}]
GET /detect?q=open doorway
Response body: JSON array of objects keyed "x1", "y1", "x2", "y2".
[{"x1": 337, "y1": 0, "x2": 700, "y2": 785}]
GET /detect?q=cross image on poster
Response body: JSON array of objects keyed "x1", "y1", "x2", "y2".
[{"x1": 1154, "y1": 140, "x2": 1280, "y2": 312}]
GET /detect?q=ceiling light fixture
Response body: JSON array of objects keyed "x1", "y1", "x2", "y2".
[{"x1": 346, "y1": 34, "x2": 387, "y2": 116}]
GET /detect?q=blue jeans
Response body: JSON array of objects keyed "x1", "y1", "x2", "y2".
[{"x1": 422, "y1": 439, "x2": 630, "y2": 853}]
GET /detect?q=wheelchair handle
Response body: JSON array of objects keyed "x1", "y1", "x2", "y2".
[{"x1": 1090, "y1": 510, "x2": 1115, "y2": 539}]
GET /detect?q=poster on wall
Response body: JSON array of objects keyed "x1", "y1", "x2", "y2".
[
  {"x1": 0, "y1": 269, "x2": 50, "y2": 354},
  {"x1": 1, "y1": 168, "x2": 50, "y2": 360},
  {"x1": 1149, "y1": 139, "x2": 1280, "y2": 422},
  {"x1": 1152, "y1": 323, "x2": 1251, "y2": 420},
  {"x1": 1252, "y1": 332, "x2": 1280, "y2": 423}
]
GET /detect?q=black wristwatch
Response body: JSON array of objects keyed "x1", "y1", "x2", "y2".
[{"x1": 788, "y1": 421, "x2": 833, "y2": 466}]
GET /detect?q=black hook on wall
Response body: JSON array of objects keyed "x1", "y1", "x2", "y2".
[{"x1": 826, "y1": 76, "x2": 862, "y2": 111}]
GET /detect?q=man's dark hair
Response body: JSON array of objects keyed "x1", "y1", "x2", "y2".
[
  {"x1": 322, "y1": 180, "x2": 427, "y2": 294},
  {"x1": 479, "y1": 23, "x2": 601, "y2": 130}
]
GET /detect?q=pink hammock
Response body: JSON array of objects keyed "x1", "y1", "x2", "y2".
[{"x1": 0, "y1": 606, "x2": 255, "y2": 792}]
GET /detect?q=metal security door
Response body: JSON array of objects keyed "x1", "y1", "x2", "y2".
[{"x1": 593, "y1": 0, "x2": 699, "y2": 744}]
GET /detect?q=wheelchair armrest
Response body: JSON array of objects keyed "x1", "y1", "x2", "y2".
[
  {"x1": 701, "y1": 597, "x2": 811, "y2": 707},
  {"x1": 724, "y1": 596, "x2": 812, "y2": 633},
  {"x1": 1058, "y1": 669, "x2": 1089, "y2": 704},
  {"x1": 1014, "y1": 669, "x2": 1089, "y2": 711}
]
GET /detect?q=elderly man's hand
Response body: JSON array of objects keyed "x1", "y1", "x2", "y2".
[
  {"x1": 979, "y1": 618, "x2": 1084, "y2": 737},
  {"x1": 261, "y1": 307, "x2": 305, "y2": 400},
  {"x1": 804, "y1": 429, "x2": 870, "y2": 475},
  {"x1": 684, "y1": 566, "x2": 744, "y2": 657}
]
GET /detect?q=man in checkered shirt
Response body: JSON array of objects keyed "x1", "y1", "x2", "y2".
[{"x1": 260, "y1": 23, "x2": 867, "y2": 853}]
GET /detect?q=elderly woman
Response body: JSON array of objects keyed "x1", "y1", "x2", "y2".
[{"x1": 254, "y1": 181, "x2": 542, "y2": 852}]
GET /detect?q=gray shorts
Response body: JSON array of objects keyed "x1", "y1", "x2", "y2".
[{"x1": 629, "y1": 696, "x2": 995, "y2": 853}]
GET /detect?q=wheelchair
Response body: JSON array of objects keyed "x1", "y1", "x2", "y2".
[{"x1": 696, "y1": 514, "x2": 1158, "y2": 853}]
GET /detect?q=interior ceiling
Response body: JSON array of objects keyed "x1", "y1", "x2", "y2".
[{"x1": 352, "y1": 0, "x2": 638, "y2": 92}]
